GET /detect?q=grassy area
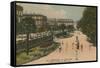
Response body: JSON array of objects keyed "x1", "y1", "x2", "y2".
[{"x1": 16, "y1": 42, "x2": 60, "y2": 65}]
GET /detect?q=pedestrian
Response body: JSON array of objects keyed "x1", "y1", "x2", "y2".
[
  {"x1": 81, "y1": 44, "x2": 83, "y2": 52},
  {"x1": 76, "y1": 36, "x2": 78, "y2": 40},
  {"x1": 72, "y1": 42, "x2": 74, "y2": 49},
  {"x1": 76, "y1": 41, "x2": 79, "y2": 50},
  {"x1": 62, "y1": 41, "x2": 64, "y2": 45},
  {"x1": 75, "y1": 36, "x2": 80, "y2": 50},
  {"x1": 59, "y1": 46, "x2": 62, "y2": 53}
]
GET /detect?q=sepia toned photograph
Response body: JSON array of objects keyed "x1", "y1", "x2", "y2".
[{"x1": 14, "y1": 2, "x2": 97, "y2": 66}]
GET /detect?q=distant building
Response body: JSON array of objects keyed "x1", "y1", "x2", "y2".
[
  {"x1": 57, "y1": 19, "x2": 74, "y2": 26},
  {"x1": 16, "y1": 5, "x2": 74, "y2": 31},
  {"x1": 16, "y1": 5, "x2": 23, "y2": 23},
  {"x1": 47, "y1": 18, "x2": 74, "y2": 27},
  {"x1": 47, "y1": 18, "x2": 57, "y2": 26},
  {"x1": 23, "y1": 14, "x2": 48, "y2": 31}
]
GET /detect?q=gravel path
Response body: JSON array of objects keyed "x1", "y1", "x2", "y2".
[{"x1": 25, "y1": 31, "x2": 96, "y2": 65}]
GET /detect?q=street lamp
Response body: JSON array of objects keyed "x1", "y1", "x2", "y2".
[{"x1": 50, "y1": 26, "x2": 54, "y2": 40}]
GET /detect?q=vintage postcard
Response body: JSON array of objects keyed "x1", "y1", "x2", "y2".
[{"x1": 11, "y1": 1, "x2": 97, "y2": 67}]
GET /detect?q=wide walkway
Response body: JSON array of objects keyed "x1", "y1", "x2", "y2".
[{"x1": 25, "y1": 31, "x2": 96, "y2": 65}]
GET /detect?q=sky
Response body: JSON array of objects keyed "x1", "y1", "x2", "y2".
[{"x1": 17, "y1": 3, "x2": 86, "y2": 22}]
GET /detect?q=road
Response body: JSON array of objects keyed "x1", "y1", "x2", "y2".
[{"x1": 25, "y1": 30, "x2": 96, "y2": 65}]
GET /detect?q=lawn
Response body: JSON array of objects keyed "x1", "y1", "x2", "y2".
[{"x1": 16, "y1": 42, "x2": 60, "y2": 65}]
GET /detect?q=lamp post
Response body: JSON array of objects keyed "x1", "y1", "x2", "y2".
[{"x1": 50, "y1": 26, "x2": 54, "y2": 40}]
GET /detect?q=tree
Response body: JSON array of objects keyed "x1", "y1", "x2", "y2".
[
  {"x1": 66, "y1": 25, "x2": 75, "y2": 32},
  {"x1": 23, "y1": 17, "x2": 36, "y2": 55},
  {"x1": 77, "y1": 7, "x2": 97, "y2": 46},
  {"x1": 59, "y1": 24, "x2": 66, "y2": 35},
  {"x1": 16, "y1": 21, "x2": 26, "y2": 35}
]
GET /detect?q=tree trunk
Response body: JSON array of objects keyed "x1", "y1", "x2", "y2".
[{"x1": 26, "y1": 32, "x2": 29, "y2": 55}]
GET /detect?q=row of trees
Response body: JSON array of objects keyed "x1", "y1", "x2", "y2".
[
  {"x1": 16, "y1": 17, "x2": 36, "y2": 34},
  {"x1": 17, "y1": 16, "x2": 75, "y2": 36},
  {"x1": 16, "y1": 16, "x2": 75, "y2": 55},
  {"x1": 77, "y1": 7, "x2": 97, "y2": 46},
  {"x1": 16, "y1": 17, "x2": 37, "y2": 55}
]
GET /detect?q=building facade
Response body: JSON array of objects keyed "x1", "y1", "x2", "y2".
[
  {"x1": 16, "y1": 5, "x2": 23, "y2": 23},
  {"x1": 47, "y1": 18, "x2": 74, "y2": 27},
  {"x1": 23, "y1": 14, "x2": 48, "y2": 31}
]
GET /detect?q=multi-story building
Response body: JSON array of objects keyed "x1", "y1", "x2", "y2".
[
  {"x1": 16, "y1": 5, "x2": 23, "y2": 23},
  {"x1": 23, "y1": 13, "x2": 48, "y2": 31},
  {"x1": 32, "y1": 14, "x2": 47, "y2": 29},
  {"x1": 47, "y1": 18, "x2": 74, "y2": 26},
  {"x1": 57, "y1": 19, "x2": 74, "y2": 26}
]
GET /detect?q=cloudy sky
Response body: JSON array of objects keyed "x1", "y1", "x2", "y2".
[{"x1": 17, "y1": 3, "x2": 86, "y2": 22}]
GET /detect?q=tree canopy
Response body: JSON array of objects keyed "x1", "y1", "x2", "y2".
[
  {"x1": 16, "y1": 17, "x2": 36, "y2": 34},
  {"x1": 77, "y1": 7, "x2": 97, "y2": 46}
]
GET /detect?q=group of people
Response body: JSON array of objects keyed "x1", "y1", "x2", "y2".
[
  {"x1": 58, "y1": 36, "x2": 83, "y2": 53},
  {"x1": 58, "y1": 41, "x2": 63, "y2": 53},
  {"x1": 72, "y1": 36, "x2": 83, "y2": 52}
]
